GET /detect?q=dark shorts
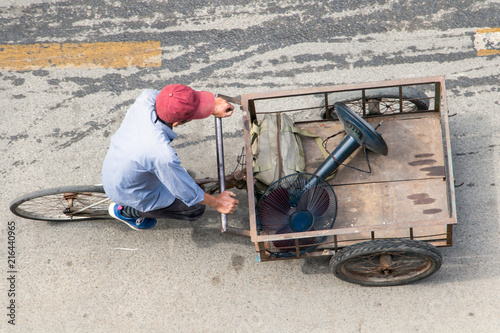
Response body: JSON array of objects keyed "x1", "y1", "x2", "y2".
[{"x1": 138, "y1": 199, "x2": 206, "y2": 221}]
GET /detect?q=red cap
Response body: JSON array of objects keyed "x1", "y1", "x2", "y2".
[{"x1": 155, "y1": 84, "x2": 215, "y2": 123}]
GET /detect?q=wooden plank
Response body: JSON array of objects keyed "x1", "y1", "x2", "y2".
[
  {"x1": 333, "y1": 178, "x2": 450, "y2": 229},
  {"x1": 296, "y1": 113, "x2": 446, "y2": 184}
]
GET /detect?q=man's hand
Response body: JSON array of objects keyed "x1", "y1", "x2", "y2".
[
  {"x1": 213, "y1": 97, "x2": 234, "y2": 118},
  {"x1": 200, "y1": 191, "x2": 239, "y2": 214},
  {"x1": 214, "y1": 191, "x2": 238, "y2": 214}
]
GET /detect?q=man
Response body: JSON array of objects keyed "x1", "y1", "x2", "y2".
[{"x1": 101, "y1": 84, "x2": 239, "y2": 230}]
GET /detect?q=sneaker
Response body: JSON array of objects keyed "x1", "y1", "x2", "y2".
[{"x1": 108, "y1": 203, "x2": 157, "y2": 230}]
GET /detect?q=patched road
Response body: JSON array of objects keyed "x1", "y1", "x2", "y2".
[{"x1": 1, "y1": 1, "x2": 500, "y2": 332}]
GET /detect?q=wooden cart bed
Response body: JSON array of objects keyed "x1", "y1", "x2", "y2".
[
  {"x1": 297, "y1": 112, "x2": 453, "y2": 249},
  {"x1": 238, "y1": 76, "x2": 456, "y2": 260}
]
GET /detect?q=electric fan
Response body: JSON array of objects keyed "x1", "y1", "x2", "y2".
[{"x1": 256, "y1": 102, "x2": 388, "y2": 256}]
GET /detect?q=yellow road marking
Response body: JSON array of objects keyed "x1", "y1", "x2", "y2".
[
  {"x1": 477, "y1": 49, "x2": 500, "y2": 56},
  {"x1": 0, "y1": 41, "x2": 161, "y2": 70},
  {"x1": 476, "y1": 28, "x2": 500, "y2": 34},
  {"x1": 475, "y1": 28, "x2": 500, "y2": 56}
]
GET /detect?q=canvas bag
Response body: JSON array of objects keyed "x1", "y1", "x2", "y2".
[{"x1": 251, "y1": 113, "x2": 329, "y2": 194}]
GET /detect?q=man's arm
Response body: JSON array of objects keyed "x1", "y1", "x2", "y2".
[{"x1": 199, "y1": 191, "x2": 238, "y2": 215}]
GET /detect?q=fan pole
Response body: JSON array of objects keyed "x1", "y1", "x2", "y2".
[{"x1": 313, "y1": 135, "x2": 360, "y2": 180}]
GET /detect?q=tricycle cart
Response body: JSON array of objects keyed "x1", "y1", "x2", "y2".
[
  {"x1": 10, "y1": 76, "x2": 456, "y2": 287},
  {"x1": 217, "y1": 76, "x2": 456, "y2": 286}
]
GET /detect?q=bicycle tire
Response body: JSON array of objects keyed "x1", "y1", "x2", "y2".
[
  {"x1": 322, "y1": 87, "x2": 430, "y2": 119},
  {"x1": 10, "y1": 185, "x2": 110, "y2": 222},
  {"x1": 330, "y1": 238, "x2": 442, "y2": 286}
]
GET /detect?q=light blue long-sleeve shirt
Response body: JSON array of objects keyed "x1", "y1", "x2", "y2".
[{"x1": 101, "y1": 89, "x2": 205, "y2": 212}]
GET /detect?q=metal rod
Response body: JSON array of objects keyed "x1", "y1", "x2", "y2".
[
  {"x1": 241, "y1": 76, "x2": 445, "y2": 101},
  {"x1": 446, "y1": 224, "x2": 453, "y2": 246},
  {"x1": 324, "y1": 92, "x2": 330, "y2": 119},
  {"x1": 215, "y1": 116, "x2": 227, "y2": 233},
  {"x1": 362, "y1": 89, "x2": 367, "y2": 116},
  {"x1": 435, "y1": 82, "x2": 441, "y2": 114},
  {"x1": 72, "y1": 197, "x2": 111, "y2": 215},
  {"x1": 254, "y1": 217, "x2": 456, "y2": 242},
  {"x1": 216, "y1": 94, "x2": 241, "y2": 105},
  {"x1": 276, "y1": 113, "x2": 283, "y2": 179},
  {"x1": 399, "y1": 85, "x2": 404, "y2": 113}
]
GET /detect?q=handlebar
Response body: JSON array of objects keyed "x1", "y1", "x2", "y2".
[
  {"x1": 213, "y1": 94, "x2": 250, "y2": 237},
  {"x1": 214, "y1": 116, "x2": 227, "y2": 232}
]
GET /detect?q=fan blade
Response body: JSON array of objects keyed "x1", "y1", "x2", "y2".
[
  {"x1": 296, "y1": 186, "x2": 330, "y2": 217},
  {"x1": 272, "y1": 225, "x2": 294, "y2": 250},
  {"x1": 276, "y1": 224, "x2": 293, "y2": 234},
  {"x1": 272, "y1": 238, "x2": 294, "y2": 249},
  {"x1": 272, "y1": 226, "x2": 318, "y2": 251},
  {"x1": 258, "y1": 211, "x2": 290, "y2": 232},
  {"x1": 257, "y1": 187, "x2": 292, "y2": 232}
]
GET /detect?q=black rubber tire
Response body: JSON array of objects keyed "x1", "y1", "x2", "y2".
[
  {"x1": 322, "y1": 87, "x2": 430, "y2": 119},
  {"x1": 10, "y1": 185, "x2": 109, "y2": 222},
  {"x1": 330, "y1": 239, "x2": 442, "y2": 286}
]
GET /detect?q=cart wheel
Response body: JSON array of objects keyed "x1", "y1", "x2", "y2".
[
  {"x1": 321, "y1": 87, "x2": 430, "y2": 119},
  {"x1": 330, "y1": 239, "x2": 442, "y2": 286}
]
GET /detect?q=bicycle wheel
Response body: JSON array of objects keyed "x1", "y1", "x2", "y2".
[
  {"x1": 322, "y1": 87, "x2": 430, "y2": 119},
  {"x1": 10, "y1": 185, "x2": 110, "y2": 222},
  {"x1": 330, "y1": 239, "x2": 442, "y2": 286}
]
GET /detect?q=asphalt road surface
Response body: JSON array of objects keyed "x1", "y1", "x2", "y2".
[{"x1": 1, "y1": 0, "x2": 500, "y2": 332}]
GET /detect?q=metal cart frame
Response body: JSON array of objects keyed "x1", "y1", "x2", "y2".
[{"x1": 217, "y1": 76, "x2": 456, "y2": 265}]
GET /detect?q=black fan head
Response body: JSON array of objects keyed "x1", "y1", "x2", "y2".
[
  {"x1": 335, "y1": 102, "x2": 388, "y2": 156},
  {"x1": 256, "y1": 173, "x2": 337, "y2": 255}
]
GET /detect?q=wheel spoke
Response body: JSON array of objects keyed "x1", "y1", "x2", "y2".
[
  {"x1": 343, "y1": 252, "x2": 431, "y2": 276},
  {"x1": 327, "y1": 97, "x2": 427, "y2": 119},
  {"x1": 331, "y1": 239, "x2": 442, "y2": 286},
  {"x1": 11, "y1": 188, "x2": 109, "y2": 221},
  {"x1": 345, "y1": 98, "x2": 421, "y2": 115}
]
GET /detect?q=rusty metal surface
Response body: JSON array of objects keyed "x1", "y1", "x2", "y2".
[
  {"x1": 243, "y1": 76, "x2": 446, "y2": 121},
  {"x1": 241, "y1": 96, "x2": 259, "y2": 239},
  {"x1": 197, "y1": 169, "x2": 247, "y2": 194}
]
